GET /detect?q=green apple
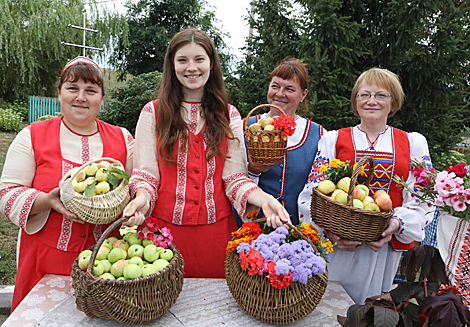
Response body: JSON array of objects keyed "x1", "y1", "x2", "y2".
[
  {"x1": 100, "y1": 272, "x2": 115, "y2": 280},
  {"x1": 79, "y1": 249, "x2": 92, "y2": 258},
  {"x1": 123, "y1": 232, "x2": 133, "y2": 242},
  {"x1": 96, "y1": 246, "x2": 111, "y2": 261},
  {"x1": 144, "y1": 244, "x2": 159, "y2": 263},
  {"x1": 156, "y1": 247, "x2": 165, "y2": 254},
  {"x1": 110, "y1": 259, "x2": 128, "y2": 278},
  {"x1": 95, "y1": 168, "x2": 108, "y2": 182},
  {"x1": 108, "y1": 247, "x2": 124, "y2": 263},
  {"x1": 107, "y1": 237, "x2": 119, "y2": 246},
  {"x1": 128, "y1": 244, "x2": 144, "y2": 259},
  {"x1": 117, "y1": 277, "x2": 126, "y2": 281},
  {"x1": 141, "y1": 264, "x2": 158, "y2": 277},
  {"x1": 100, "y1": 259, "x2": 112, "y2": 273},
  {"x1": 353, "y1": 199, "x2": 364, "y2": 209},
  {"x1": 114, "y1": 239, "x2": 129, "y2": 252},
  {"x1": 95, "y1": 181, "x2": 110, "y2": 195},
  {"x1": 120, "y1": 247, "x2": 128, "y2": 260},
  {"x1": 142, "y1": 239, "x2": 154, "y2": 247},
  {"x1": 83, "y1": 162, "x2": 99, "y2": 176},
  {"x1": 248, "y1": 123, "x2": 262, "y2": 131},
  {"x1": 356, "y1": 184, "x2": 369, "y2": 195},
  {"x1": 73, "y1": 180, "x2": 87, "y2": 193},
  {"x1": 123, "y1": 263, "x2": 142, "y2": 279},
  {"x1": 78, "y1": 255, "x2": 91, "y2": 271},
  {"x1": 102, "y1": 239, "x2": 113, "y2": 250},
  {"x1": 128, "y1": 233, "x2": 142, "y2": 246},
  {"x1": 93, "y1": 261, "x2": 105, "y2": 276},
  {"x1": 129, "y1": 256, "x2": 144, "y2": 268},
  {"x1": 153, "y1": 259, "x2": 169, "y2": 272},
  {"x1": 160, "y1": 249, "x2": 174, "y2": 261},
  {"x1": 263, "y1": 124, "x2": 275, "y2": 131},
  {"x1": 98, "y1": 161, "x2": 111, "y2": 169}
]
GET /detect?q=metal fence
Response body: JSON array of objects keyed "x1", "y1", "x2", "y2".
[{"x1": 28, "y1": 96, "x2": 61, "y2": 123}]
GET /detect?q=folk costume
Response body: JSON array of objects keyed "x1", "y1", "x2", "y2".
[
  {"x1": 298, "y1": 126, "x2": 434, "y2": 304},
  {"x1": 129, "y1": 100, "x2": 261, "y2": 278},
  {"x1": 234, "y1": 114, "x2": 325, "y2": 226},
  {"x1": 0, "y1": 117, "x2": 134, "y2": 312}
]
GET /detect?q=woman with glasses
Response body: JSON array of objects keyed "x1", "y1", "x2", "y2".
[{"x1": 297, "y1": 67, "x2": 434, "y2": 304}]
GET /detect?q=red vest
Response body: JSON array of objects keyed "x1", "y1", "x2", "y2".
[
  {"x1": 336, "y1": 127, "x2": 412, "y2": 251},
  {"x1": 150, "y1": 100, "x2": 233, "y2": 225},
  {"x1": 30, "y1": 117, "x2": 127, "y2": 251}
]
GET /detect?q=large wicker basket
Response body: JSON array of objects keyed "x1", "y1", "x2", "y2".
[
  {"x1": 310, "y1": 156, "x2": 393, "y2": 242},
  {"x1": 59, "y1": 157, "x2": 130, "y2": 224},
  {"x1": 244, "y1": 104, "x2": 288, "y2": 166},
  {"x1": 71, "y1": 216, "x2": 185, "y2": 325},
  {"x1": 225, "y1": 220, "x2": 328, "y2": 325}
]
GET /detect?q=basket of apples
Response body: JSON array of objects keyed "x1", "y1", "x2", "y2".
[
  {"x1": 310, "y1": 156, "x2": 393, "y2": 242},
  {"x1": 71, "y1": 216, "x2": 185, "y2": 325},
  {"x1": 245, "y1": 104, "x2": 296, "y2": 166},
  {"x1": 59, "y1": 157, "x2": 130, "y2": 224}
]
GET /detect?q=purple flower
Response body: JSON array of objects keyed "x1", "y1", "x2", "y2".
[
  {"x1": 274, "y1": 259, "x2": 291, "y2": 275},
  {"x1": 292, "y1": 265, "x2": 311, "y2": 284},
  {"x1": 236, "y1": 243, "x2": 251, "y2": 254},
  {"x1": 277, "y1": 243, "x2": 295, "y2": 259}
]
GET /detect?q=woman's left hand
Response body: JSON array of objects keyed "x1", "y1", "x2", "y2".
[{"x1": 365, "y1": 217, "x2": 401, "y2": 252}]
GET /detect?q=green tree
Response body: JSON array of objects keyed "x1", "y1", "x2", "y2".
[
  {"x1": 98, "y1": 72, "x2": 162, "y2": 135},
  {"x1": 0, "y1": 0, "x2": 128, "y2": 102},
  {"x1": 234, "y1": 0, "x2": 470, "y2": 170},
  {"x1": 111, "y1": 0, "x2": 232, "y2": 78}
]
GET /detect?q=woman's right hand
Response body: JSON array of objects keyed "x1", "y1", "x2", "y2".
[
  {"x1": 122, "y1": 191, "x2": 150, "y2": 227},
  {"x1": 326, "y1": 230, "x2": 362, "y2": 252},
  {"x1": 43, "y1": 187, "x2": 82, "y2": 223}
]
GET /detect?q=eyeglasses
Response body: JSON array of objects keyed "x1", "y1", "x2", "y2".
[{"x1": 356, "y1": 93, "x2": 392, "y2": 101}]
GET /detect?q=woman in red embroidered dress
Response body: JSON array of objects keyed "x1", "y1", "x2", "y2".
[
  {"x1": 0, "y1": 57, "x2": 139, "y2": 312},
  {"x1": 298, "y1": 68, "x2": 434, "y2": 304},
  {"x1": 123, "y1": 29, "x2": 290, "y2": 278}
]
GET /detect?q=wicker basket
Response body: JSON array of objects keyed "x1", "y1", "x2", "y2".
[
  {"x1": 59, "y1": 157, "x2": 130, "y2": 224},
  {"x1": 225, "y1": 220, "x2": 328, "y2": 325},
  {"x1": 71, "y1": 216, "x2": 185, "y2": 325},
  {"x1": 310, "y1": 156, "x2": 393, "y2": 242},
  {"x1": 244, "y1": 104, "x2": 288, "y2": 166}
]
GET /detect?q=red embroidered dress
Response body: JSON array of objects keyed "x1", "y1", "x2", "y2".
[
  {"x1": 0, "y1": 117, "x2": 134, "y2": 312},
  {"x1": 129, "y1": 101, "x2": 260, "y2": 278}
]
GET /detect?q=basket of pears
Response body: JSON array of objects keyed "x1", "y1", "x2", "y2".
[
  {"x1": 245, "y1": 104, "x2": 296, "y2": 166},
  {"x1": 59, "y1": 157, "x2": 130, "y2": 224}
]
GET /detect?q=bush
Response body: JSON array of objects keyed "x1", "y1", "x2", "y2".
[
  {"x1": 0, "y1": 108, "x2": 22, "y2": 132},
  {"x1": 2, "y1": 100, "x2": 28, "y2": 122},
  {"x1": 37, "y1": 112, "x2": 63, "y2": 122},
  {"x1": 98, "y1": 72, "x2": 162, "y2": 135}
]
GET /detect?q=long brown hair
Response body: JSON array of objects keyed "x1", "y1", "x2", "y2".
[{"x1": 156, "y1": 29, "x2": 235, "y2": 163}]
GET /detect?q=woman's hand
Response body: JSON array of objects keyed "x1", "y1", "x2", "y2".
[
  {"x1": 260, "y1": 195, "x2": 290, "y2": 228},
  {"x1": 122, "y1": 191, "x2": 150, "y2": 227},
  {"x1": 32, "y1": 187, "x2": 83, "y2": 223},
  {"x1": 365, "y1": 217, "x2": 401, "y2": 252},
  {"x1": 326, "y1": 230, "x2": 362, "y2": 252},
  {"x1": 248, "y1": 156, "x2": 275, "y2": 175}
]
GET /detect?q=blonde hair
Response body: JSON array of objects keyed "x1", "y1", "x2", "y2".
[{"x1": 351, "y1": 68, "x2": 404, "y2": 117}]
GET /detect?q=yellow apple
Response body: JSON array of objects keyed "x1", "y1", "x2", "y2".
[
  {"x1": 337, "y1": 177, "x2": 351, "y2": 193},
  {"x1": 362, "y1": 195, "x2": 375, "y2": 206},
  {"x1": 83, "y1": 162, "x2": 99, "y2": 176},
  {"x1": 248, "y1": 123, "x2": 262, "y2": 131},
  {"x1": 95, "y1": 181, "x2": 110, "y2": 195},
  {"x1": 353, "y1": 199, "x2": 364, "y2": 209},
  {"x1": 317, "y1": 180, "x2": 336, "y2": 195},
  {"x1": 364, "y1": 203, "x2": 381, "y2": 212}
]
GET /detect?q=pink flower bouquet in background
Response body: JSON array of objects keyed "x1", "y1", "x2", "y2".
[
  {"x1": 394, "y1": 159, "x2": 470, "y2": 220},
  {"x1": 138, "y1": 217, "x2": 174, "y2": 249}
]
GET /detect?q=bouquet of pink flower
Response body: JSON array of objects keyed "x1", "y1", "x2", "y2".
[
  {"x1": 394, "y1": 159, "x2": 470, "y2": 220},
  {"x1": 137, "y1": 217, "x2": 174, "y2": 248}
]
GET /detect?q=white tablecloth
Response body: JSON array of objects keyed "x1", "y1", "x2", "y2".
[{"x1": 3, "y1": 275, "x2": 353, "y2": 327}]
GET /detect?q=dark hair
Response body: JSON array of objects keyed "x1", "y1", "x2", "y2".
[
  {"x1": 156, "y1": 28, "x2": 235, "y2": 163},
  {"x1": 270, "y1": 57, "x2": 309, "y2": 114},
  {"x1": 57, "y1": 62, "x2": 105, "y2": 96}
]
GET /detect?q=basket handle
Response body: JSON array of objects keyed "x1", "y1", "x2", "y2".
[
  {"x1": 85, "y1": 216, "x2": 130, "y2": 278},
  {"x1": 244, "y1": 104, "x2": 286, "y2": 133},
  {"x1": 250, "y1": 218, "x2": 322, "y2": 257},
  {"x1": 347, "y1": 156, "x2": 374, "y2": 205}
]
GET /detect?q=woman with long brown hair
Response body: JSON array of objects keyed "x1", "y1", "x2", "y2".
[{"x1": 123, "y1": 29, "x2": 289, "y2": 278}]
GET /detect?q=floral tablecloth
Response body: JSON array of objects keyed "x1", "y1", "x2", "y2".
[{"x1": 3, "y1": 275, "x2": 353, "y2": 327}]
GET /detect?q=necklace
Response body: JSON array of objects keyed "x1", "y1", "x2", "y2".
[{"x1": 357, "y1": 125, "x2": 389, "y2": 150}]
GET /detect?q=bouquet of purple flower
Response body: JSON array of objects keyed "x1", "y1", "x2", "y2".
[{"x1": 236, "y1": 225, "x2": 327, "y2": 289}]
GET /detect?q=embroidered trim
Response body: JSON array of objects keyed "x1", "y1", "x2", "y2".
[
  {"x1": 19, "y1": 190, "x2": 41, "y2": 230},
  {"x1": 173, "y1": 139, "x2": 187, "y2": 225},
  {"x1": 239, "y1": 185, "x2": 261, "y2": 218}
]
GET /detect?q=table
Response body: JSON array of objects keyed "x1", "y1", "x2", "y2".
[{"x1": 2, "y1": 275, "x2": 354, "y2": 327}]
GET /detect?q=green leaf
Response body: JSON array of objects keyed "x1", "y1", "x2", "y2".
[
  {"x1": 84, "y1": 183, "x2": 96, "y2": 196},
  {"x1": 107, "y1": 172, "x2": 119, "y2": 189}
]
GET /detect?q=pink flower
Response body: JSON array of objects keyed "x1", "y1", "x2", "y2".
[{"x1": 144, "y1": 217, "x2": 159, "y2": 232}]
